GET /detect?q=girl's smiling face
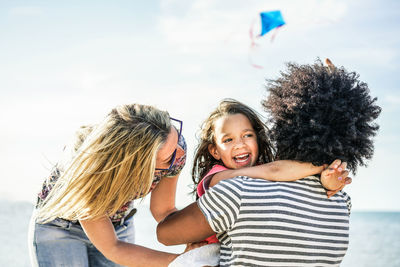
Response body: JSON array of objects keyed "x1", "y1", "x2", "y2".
[{"x1": 208, "y1": 113, "x2": 259, "y2": 169}]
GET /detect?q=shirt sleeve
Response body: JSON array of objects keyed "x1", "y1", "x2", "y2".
[
  {"x1": 197, "y1": 164, "x2": 229, "y2": 197},
  {"x1": 197, "y1": 177, "x2": 243, "y2": 233},
  {"x1": 342, "y1": 191, "x2": 352, "y2": 215}
]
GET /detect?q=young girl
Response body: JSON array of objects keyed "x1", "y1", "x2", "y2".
[
  {"x1": 29, "y1": 104, "x2": 188, "y2": 267},
  {"x1": 190, "y1": 99, "x2": 349, "y2": 244}
]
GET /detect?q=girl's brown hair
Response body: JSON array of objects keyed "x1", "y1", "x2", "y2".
[{"x1": 191, "y1": 99, "x2": 274, "y2": 196}]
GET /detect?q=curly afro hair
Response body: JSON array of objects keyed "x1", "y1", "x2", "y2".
[{"x1": 262, "y1": 59, "x2": 381, "y2": 173}]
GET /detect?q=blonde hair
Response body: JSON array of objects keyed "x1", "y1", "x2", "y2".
[{"x1": 37, "y1": 104, "x2": 171, "y2": 223}]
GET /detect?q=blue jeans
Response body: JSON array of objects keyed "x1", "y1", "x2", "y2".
[{"x1": 28, "y1": 212, "x2": 135, "y2": 267}]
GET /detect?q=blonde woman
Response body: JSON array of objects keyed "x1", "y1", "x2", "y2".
[{"x1": 29, "y1": 104, "x2": 187, "y2": 267}]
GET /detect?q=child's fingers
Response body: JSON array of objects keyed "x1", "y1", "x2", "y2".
[
  {"x1": 345, "y1": 177, "x2": 352, "y2": 184},
  {"x1": 337, "y1": 161, "x2": 347, "y2": 172},
  {"x1": 326, "y1": 159, "x2": 342, "y2": 174},
  {"x1": 329, "y1": 159, "x2": 342, "y2": 169},
  {"x1": 341, "y1": 162, "x2": 347, "y2": 170},
  {"x1": 337, "y1": 170, "x2": 349, "y2": 181}
]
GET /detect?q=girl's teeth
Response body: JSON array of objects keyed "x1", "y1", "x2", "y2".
[{"x1": 235, "y1": 154, "x2": 249, "y2": 162}]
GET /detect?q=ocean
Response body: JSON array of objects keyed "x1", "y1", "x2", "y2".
[{"x1": 1, "y1": 200, "x2": 399, "y2": 267}]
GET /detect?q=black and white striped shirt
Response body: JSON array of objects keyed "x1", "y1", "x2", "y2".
[{"x1": 197, "y1": 176, "x2": 351, "y2": 267}]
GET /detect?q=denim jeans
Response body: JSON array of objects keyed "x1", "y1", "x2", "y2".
[{"x1": 28, "y1": 211, "x2": 135, "y2": 267}]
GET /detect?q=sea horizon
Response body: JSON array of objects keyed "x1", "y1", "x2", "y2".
[{"x1": 1, "y1": 199, "x2": 399, "y2": 266}]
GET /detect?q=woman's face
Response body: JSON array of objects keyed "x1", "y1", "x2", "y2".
[{"x1": 155, "y1": 126, "x2": 184, "y2": 170}]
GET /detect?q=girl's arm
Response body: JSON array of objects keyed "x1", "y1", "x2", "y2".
[
  {"x1": 209, "y1": 160, "x2": 324, "y2": 187},
  {"x1": 150, "y1": 174, "x2": 179, "y2": 223},
  {"x1": 80, "y1": 216, "x2": 178, "y2": 267},
  {"x1": 209, "y1": 159, "x2": 351, "y2": 197}
]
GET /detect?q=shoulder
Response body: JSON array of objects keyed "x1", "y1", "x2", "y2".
[
  {"x1": 197, "y1": 176, "x2": 244, "y2": 232},
  {"x1": 336, "y1": 190, "x2": 352, "y2": 213},
  {"x1": 197, "y1": 164, "x2": 230, "y2": 196},
  {"x1": 213, "y1": 176, "x2": 276, "y2": 192},
  {"x1": 225, "y1": 176, "x2": 326, "y2": 199},
  {"x1": 199, "y1": 176, "x2": 246, "y2": 205},
  {"x1": 213, "y1": 175, "x2": 246, "y2": 190},
  {"x1": 287, "y1": 175, "x2": 326, "y2": 192},
  {"x1": 204, "y1": 164, "x2": 229, "y2": 179}
]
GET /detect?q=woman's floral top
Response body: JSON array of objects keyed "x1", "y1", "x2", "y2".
[{"x1": 36, "y1": 134, "x2": 187, "y2": 224}]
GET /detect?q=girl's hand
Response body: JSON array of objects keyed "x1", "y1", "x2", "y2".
[
  {"x1": 183, "y1": 241, "x2": 208, "y2": 253},
  {"x1": 320, "y1": 159, "x2": 352, "y2": 198}
]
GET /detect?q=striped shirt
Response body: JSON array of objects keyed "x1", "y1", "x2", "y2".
[{"x1": 197, "y1": 176, "x2": 351, "y2": 267}]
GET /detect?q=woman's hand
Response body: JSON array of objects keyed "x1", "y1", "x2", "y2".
[
  {"x1": 80, "y1": 216, "x2": 178, "y2": 266},
  {"x1": 320, "y1": 159, "x2": 352, "y2": 198}
]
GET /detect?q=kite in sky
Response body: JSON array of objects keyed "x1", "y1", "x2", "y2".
[
  {"x1": 259, "y1": 10, "x2": 286, "y2": 37},
  {"x1": 250, "y1": 10, "x2": 286, "y2": 46},
  {"x1": 249, "y1": 10, "x2": 286, "y2": 68}
]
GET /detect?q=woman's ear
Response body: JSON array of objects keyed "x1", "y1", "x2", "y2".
[{"x1": 208, "y1": 144, "x2": 220, "y2": 160}]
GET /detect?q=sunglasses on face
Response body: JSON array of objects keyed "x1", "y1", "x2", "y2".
[{"x1": 155, "y1": 117, "x2": 182, "y2": 172}]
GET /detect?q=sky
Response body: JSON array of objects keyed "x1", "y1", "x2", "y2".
[{"x1": 0, "y1": 0, "x2": 399, "y2": 211}]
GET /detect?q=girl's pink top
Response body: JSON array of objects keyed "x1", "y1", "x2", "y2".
[
  {"x1": 196, "y1": 164, "x2": 228, "y2": 244},
  {"x1": 197, "y1": 164, "x2": 229, "y2": 196}
]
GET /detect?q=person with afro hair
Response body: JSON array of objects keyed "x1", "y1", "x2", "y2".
[
  {"x1": 263, "y1": 58, "x2": 381, "y2": 174},
  {"x1": 156, "y1": 59, "x2": 381, "y2": 266}
]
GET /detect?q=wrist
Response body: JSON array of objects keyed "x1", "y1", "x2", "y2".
[{"x1": 317, "y1": 164, "x2": 327, "y2": 174}]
